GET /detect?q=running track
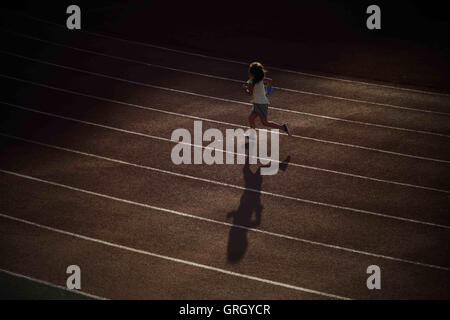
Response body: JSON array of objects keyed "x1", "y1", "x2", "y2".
[{"x1": 0, "y1": 10, "x2": 449, "y2": 300}]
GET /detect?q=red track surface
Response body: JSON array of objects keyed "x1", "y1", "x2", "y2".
[{"x1": 0, "y1": 9, "x2": 449, "y2": 299}]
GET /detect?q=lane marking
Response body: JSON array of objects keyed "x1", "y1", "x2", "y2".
[
  {"x1": 2, "y1": 101, "x2": 450, "y2": 194},
  {"x1": 2, "y1": 49, "x2": 450, "y2": 138},
  {"x1": 0, "y1": 167, "x2": 449, "y2": 271},
  {"x1": 0, "y1": 268, "x2": 107, "y2": 300},
  {"x1": 0, "y1": 213, "x2": 351, "y2": 300},
  {"x1": 3, "y1": 28, "x2": 450, "y2": 117},
  {"x1": 2, "y1": 74, "x2": 449, "y2": 164},
  {"x1": 4, "y1": 8, "x2": 450, "y2": 97},
  {"x1": 1, "y1": 139, "x2": 449, "y2": 230}
]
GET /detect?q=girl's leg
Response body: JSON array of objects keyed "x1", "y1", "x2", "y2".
[
  {"x1": 258, "y1": 115, "x2": 284, "y2": 131},
  {"x1": 248, "y1": 112, "x2": 258, "y2": 129}
]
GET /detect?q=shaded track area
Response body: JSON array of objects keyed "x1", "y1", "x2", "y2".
[{"x1": 0, "y1": 7, "x2": 449, "y2": 300}]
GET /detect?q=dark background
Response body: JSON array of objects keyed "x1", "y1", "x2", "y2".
[{"x1": 2, "y1": 0, "x2": 450, "y2": 91}]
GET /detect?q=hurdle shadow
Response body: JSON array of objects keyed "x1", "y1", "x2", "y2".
[{"x1": 226, "y1": 150, "x2": 291, "y2": 264}]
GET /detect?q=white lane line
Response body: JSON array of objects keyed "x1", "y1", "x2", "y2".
[
  {"x1": 4, "y1": 29, "x2": 450, "y2": 117},
  {"x1": 2, "y1": 50, "x2": 449, "y2": 139},
  {"x1": 0, "y1": 268, "x2": 107, "y2": 300},
  {"x1": 0, "y1": 169, "x2": 448, "y2": 272},
  {"x1": 0, "y1": 135, "x2": 449, "y2": 230},
  {"x1": 78, "y1": 33, "x2": 450, "y2": 97},
  {"x1": 5, "y1": 8, "x2": 450, "y2": 98},
  {"x1": 2, "y1": 73, "x2": 450, "y2": 165},
  {"x1": 3, "y1": 101, "x2": 450, "y2": 195},
  {"x1": 0, "y1": 213, "x2": 350, "y2": 300}
]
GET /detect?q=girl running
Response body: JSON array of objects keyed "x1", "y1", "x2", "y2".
[{"x1": 242, "y1": 62, "x2": 291, "y2": 135}]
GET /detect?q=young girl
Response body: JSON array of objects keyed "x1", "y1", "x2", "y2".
[{"x1": 242, "y1": 62, "x2": 291, "y2": 136}]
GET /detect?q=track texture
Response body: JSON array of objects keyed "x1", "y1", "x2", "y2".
[{"x1": 0, "y1": 1, "x2": 449, "y2": 299}]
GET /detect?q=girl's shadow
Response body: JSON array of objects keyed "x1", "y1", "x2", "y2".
[{"x1": 226, "y1": 147, "x2": 290, "y2": 263}]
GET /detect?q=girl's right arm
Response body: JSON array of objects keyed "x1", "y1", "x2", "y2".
[{"x1": 243, "y1": 81, "x2": 254, "y2": 95}]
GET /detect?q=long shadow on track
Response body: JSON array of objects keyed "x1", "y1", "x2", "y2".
[{"x1": 226, "y1": 147, "x2": 291, "y2": 263}]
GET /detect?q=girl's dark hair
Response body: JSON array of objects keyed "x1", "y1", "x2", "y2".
[{"x1": 249, "y1": 62, "x2": 266, "y2": 84}]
